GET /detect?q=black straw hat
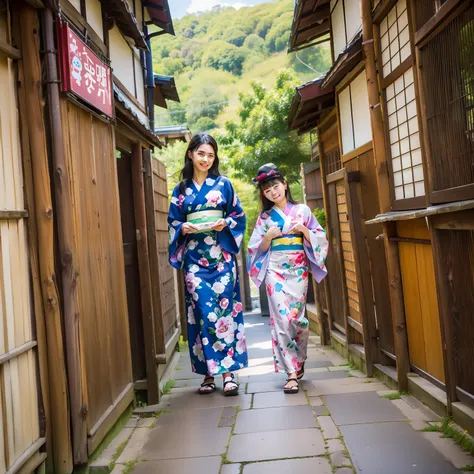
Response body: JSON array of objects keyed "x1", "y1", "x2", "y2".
[{"x1": 252, "y1": 163, "x2": 283, "y2": 185}]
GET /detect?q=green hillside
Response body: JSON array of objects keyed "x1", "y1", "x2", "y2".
[{"x1": 151, "y1": 0, "x2": 331, "y2": 131}]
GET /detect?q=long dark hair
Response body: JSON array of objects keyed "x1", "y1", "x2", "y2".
[
  {"x1": 259, "y1": 177, "x2": 297, "y2": 214},
  {"x1": 179, "y1": 133, "x2": 220, "y2": 193}
]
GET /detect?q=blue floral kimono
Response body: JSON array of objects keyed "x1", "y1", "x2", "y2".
[{"x1": 168, "y1": 175, "x2": 248, "y2": 376}]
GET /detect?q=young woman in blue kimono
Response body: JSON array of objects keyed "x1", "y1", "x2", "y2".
[
  {"x1": 247, "y1": 163, "x2": 328, "y2": 394},
  {"x1": 168, "y1": 133, "x2": 247, "y2": 396}
]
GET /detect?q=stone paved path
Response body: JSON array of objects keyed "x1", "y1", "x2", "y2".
[{"x1": 101, "y1": 313, "x2": 474, "y2": 474}]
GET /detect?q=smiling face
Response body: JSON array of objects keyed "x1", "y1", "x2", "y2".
[
  {"x1": 262, "y1": 179, "x2": 288, "y2": 207},
  {"x1": 188, "y1": 144, "x2": 215, "y2": 174}
]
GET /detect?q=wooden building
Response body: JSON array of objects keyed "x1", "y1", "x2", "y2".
[
  {"x1": 288, "y1": 0, "x2": 474, "y2": 433},
  {"x1": 0, "y1": 0, "x2": 181, "y2": 472}
]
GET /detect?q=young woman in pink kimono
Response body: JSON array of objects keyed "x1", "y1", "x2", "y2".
[{"x1": 247, "y1": 163, "x2": 328, "y2": 394}]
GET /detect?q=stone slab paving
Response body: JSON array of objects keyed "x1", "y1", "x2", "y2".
[
  {"x1": 227, "y1": 428, "x2": 326, "y2": 462},
  {"x1": 341, "y1": 422, "x2": 460, "y2": 474},
  {"x1": 99, "y1": 313, "x2": 473, "y2": 474},
  {"x1": 324, "y1": 392, "x2": 407, "y2": 425},
  {"x1": 234, "y1": 405, "x2": 317, "y2": 434},
  {"x1": 242, "y1": 457, "x2": 332, "y2": 474}
]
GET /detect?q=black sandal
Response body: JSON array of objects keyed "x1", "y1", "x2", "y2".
[
  {"x1": 198, "y1": 376, "x2": 216, "y2": 395},
  {"x1": 223, "y1": 373, "x2": 239, "y2": 397},
  {"x1": 297, "y1": 363, "x2": 305, "y2": 381},
  {"x1": 284, "y1": 378, "x2": 299, "y2": 394}
]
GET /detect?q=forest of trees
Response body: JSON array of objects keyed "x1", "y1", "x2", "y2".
[{"x1": 151, "y1": 0, "x2": 331, "y2": 132}]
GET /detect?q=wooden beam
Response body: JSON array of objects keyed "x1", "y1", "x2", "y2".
[
  {"x1": 0, "y1": 39, "x2": 21, "y2": 59},
  {"x1": 415, "y1": 0, "x2": 466, "y2": 47},
  {"x1": 432, "y1": 210, "x2": 474, "y2": 231},
  {"x1": 131, "y1": 142, "x2": 159, "y2": 404},
  {"x1": 297, "y1": 4, "x2": 330, "y2": 30},
  {"x1": 341, "y1": 141, "x2": 373, "y2": 164},
  {"x1": 6, "y1": 438, "x2": 46, "y2": 474},
  {"x1": 380, "y1": 56, "x2": 413, "y2": 90},
  {"x1": 0, "y1": 341, "x2": 37, "y2": 365},
  {"x1": 0, "y1": 210, "x2": 28, "y2": 219},
  {"x1": 24, "y1": 0, "x2": 45, "y2": 7},
  {"x1": 326, "y1": 168, "x2": 346, "y2": 184},
  {"x1": 345, "y1": 179, "x2": 379, "y2": 376},
  {"x1": 373, "y1": 0, "x2": 398, "y2": 24},
  {"x1": 16, "y1": 5, "x2": 73, "y2": 472},
  {"x1": 383, "y1": 222, "x2": 410, "y2": 391}
]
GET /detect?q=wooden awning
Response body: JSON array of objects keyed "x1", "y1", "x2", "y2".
[
  {"x1": 288, "y1": 0, "x2": 330, "y2": 52},
  {"x1": 288, "y1": 78, "x2": 335, "y2": 134},
  {"x1": 153, "y1": 75, "x2": 180, "y2": 108},
  {"x1": 144, "y1": 0, "x2": 175, "y2": 35},
  {"x1": 100, "y1": 0, "x2": 148, "y2": 49},
  {"x1": 321, "y1": 31, "x2": 363, "y2": 88}
]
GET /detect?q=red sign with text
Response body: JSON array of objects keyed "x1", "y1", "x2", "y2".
[{"x1": 59, "y1": 22, "x2": 113, "y2": 118}]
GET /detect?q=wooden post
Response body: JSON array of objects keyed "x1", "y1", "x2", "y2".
[
  {"x1": 345, "y1": 173, "x2": 379, "y2": 376},
  {"x1": 428, "y1": 220, "x2": 456, "y2": 413},
  {"x1": 131, "y1": 143, "x2": 159, "y2": 404},
  {"x1": 43, "y1": 7, "x2": 88, "y2": 464},
  {"x1": 316, "y1": 130, "x2": 333, "y2": 344},
  {"x1": 17, "y1": 5, "x2": 73, "y2": 473},
  {"x1": 361, "y1": 0, "x2": 410, "y2": 389},
  {"x1": 383, "y1": 222, "x2": 410, "y2": 391}
]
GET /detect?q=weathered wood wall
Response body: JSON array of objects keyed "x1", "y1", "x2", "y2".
[
  {"x1": 0, "y1": 47, "x2": 42, "y2": 472},
  {"x1": 60, "y1": 99, "x2": 134, "y2": 456}
]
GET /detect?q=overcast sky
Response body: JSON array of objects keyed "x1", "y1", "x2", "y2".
[{"x1": 169, "y1": 0, "x2": 271, "y2": 19}]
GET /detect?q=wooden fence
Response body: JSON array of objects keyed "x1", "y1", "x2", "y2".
[
  {"x1": 144, "y1": 154, "x2": 180, "y2": 362},
  {"x1": 60, "y1": 100, "x2": 134, "y2": 460},
  {"x1": 0, "y1": 48, "x2": 43, "y2": 472}
]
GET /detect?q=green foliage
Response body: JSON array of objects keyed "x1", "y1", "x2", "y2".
[
  {"x1": 186, "y1": 83, "x2": 226, "y2": 127},
  {"x1": 289, "y1": 42, "x2": 332, "y2": 75},
  {"x1": 202, "y1": 40, "x2": 246, "y2": 75},
  {"x1": 154, "y1": 142, "x2": 187, "y2": 194},
  {"x1": 223, "y1": 69, "x2": 309, "y2": 183},
  {"x1": 312, "y1": 208, "x2": 326, "y2": 228},
  {"x1": 194, "y1": 116, "x2": 218, "y2": 131}
]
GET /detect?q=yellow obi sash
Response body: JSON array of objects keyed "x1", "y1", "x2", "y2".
[
  {"x1": 187, "y1": 210, "x2": 224, "y2": 233},
  {"x1": 271, "y1": 234, "x2": 304, "y2": 251}
]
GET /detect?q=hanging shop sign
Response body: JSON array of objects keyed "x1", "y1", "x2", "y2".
[{"x1": 58, "y1": 21, "x2": 113, "y2": 118}]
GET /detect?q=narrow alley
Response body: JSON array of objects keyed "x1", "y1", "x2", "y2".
[{"x1": 95, "y1": 312, "x2": 474, "y2": 474}]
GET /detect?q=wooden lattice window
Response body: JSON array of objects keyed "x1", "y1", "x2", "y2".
[
  {"x1": 326, "y1": 148, "x2": 342, "y2": 175},
  {"x1": 416, "y1": 3, "x2": 474, "y2": 203},
  {"x1": 380, "y1": 0, "x2": 410, "y2": 77},
  {"x1": 336, "y1": 183, "x2": 361, "y2": 325},
  {"x1": 386, "y1": 67, "x2": 424, "y2": 200},
  {"x1": 377, "y1": 0, "x2": 426, "y2": 209}
]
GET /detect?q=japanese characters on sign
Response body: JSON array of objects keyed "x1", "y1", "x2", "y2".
[{"x1": 58, "y1": 21, "x2": 114, "y2": 118}]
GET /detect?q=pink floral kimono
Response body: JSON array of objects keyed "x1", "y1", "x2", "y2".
[{"x1": 247, "y1": 203, "x2": 328, "y2": 374}]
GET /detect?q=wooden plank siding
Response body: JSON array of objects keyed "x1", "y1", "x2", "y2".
[
  {"x1": 0, "y1": 47, "x2": 42, "y2": 472},
  {"x1": 60, "y1": 99, "x2": 134, "y2": 455},
  {"x1": 145, "y1": 156, "x2": 179, "y2": 360},
  {"x1": 396, "y1": 219, "x2": 445, "y2": 384}
]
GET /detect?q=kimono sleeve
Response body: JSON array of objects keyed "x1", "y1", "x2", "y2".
[
  {"x1": 302, "y1": 205, "x2": 329, "y2": 283},
  {"x1": 218, "y1": 178, "x2": 246, "y2": 255},
  {"x1": 247, "y1": 214, "x2": 270, "y2": 288},
  {"x1": 168, "y1": 184, "x2": 187, "y2": 270}
]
